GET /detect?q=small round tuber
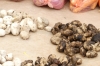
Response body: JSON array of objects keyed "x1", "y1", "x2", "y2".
[
  {"x1": 26, "y1": 18, "x2": 37, "y2": 32},
  {"x1": 2, "y1": 61, "x2": 14, "y2": 66},
  {"x1": 0, "y1": 10, "x2": 7, "y2": 17},
  {"x1": 13, "y1": 57, "x2": 21, "y2": 66},
  {"x1": 11, "y1": 22, "x2": 20, "y2": 36},
  {"x1": 36, "y1": 17, "x2": 49, "y2": 29},
  {"x1": 20, "y1": 25, "x2": 30, "y2": 40},
  {"x1": 7, "y1": 9, "x2": 15, "y2": 16},
  {"x1": 0, "y1": 50, "x2": 7, "y2": 57},
  {"x1": 76, "y1": 58, "x2": 82, "y2": 65},
  {"x1": 12, "y1": 11, "x2": 23, "y2": 22},
  {"x1": 5, "y1": 53, "x2": 13, "y2": 61},
  {"x1": 0, "y1": 29, "x2": 6, "y2": 37},
  {"x1": 3, "y1": 16, "x2": 13, "y2": 25},
  {"x1": 50, "y1": 33, "x2": 62, "y2": 45},
  {"x1": 0, "y1": 56, "x2": 6, "y2": 64},
  {"x1": 0, "y1": 24, "x2": 6, "y2": 29},
  {"x1": 44, "y1": 26, "x2": 52, "y2": 32},
  {"x1": 20, "y1": 31, "x2": 30, "y2": 40}
]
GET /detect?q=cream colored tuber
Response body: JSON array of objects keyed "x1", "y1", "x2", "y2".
[
  {"x1": 11, "y1": 22, "x2": 20, "y2": 36},
  {"x1": 5, "y1": 53, "x2": 13, "y2": 61},
  {"x1": 0, "y1": 29, "x2": 6, "y2": 37},
  {"x1": 2, "y1": 61, "x2": 14, "y2": 66},
  {"x1": 20, "y1": 18, "x2": 27, "y2": 27},
  {"x1": 20, "y1": 31, "x2": 30, "y2": 40},
  {"x1": 20, "y1": 25, "x2": 30, "y2": 40},
  {"x1": 0, "y1": 24, "x2": 6, "y2": 29},
  {"x1": 0, "y1": 56, "x2": 6, "y2": 64},
  {"x1": 0, "y1": 10, "x2": 7, "y2": 17},
  {"x1": 3, "y1": 16, "x2": 13, "y2": 25},
  {"x1": 7, "y1": 9, "x2": 15, "y2": 16},
  {"x1": 0, "y1": 18, "x2": 3, "y2": 24},
  {"x1": 22, "y1": 12, "x2": 28, "y2": 19},
  {"x1": 13, "y1": 57, "x2": 21, "y2": 66},
  {"x1": 12, "y1": 11, "x2": 23, "y2": 22},
  {"x1": 36, "y1": 17, "x2": 44, "y2": 29},
  {"x1": 0, "y1": 50, "x2": 7, "y2": 57},
  {"x1": 44, "y1": 26, "x2": 52, "y2": 32},
  {"x1": 26, "y1": 18, "x2": 37, "y2": 32},
  {"x1": 41, "y1": 17, "x2": 49, "y2": 27},
  {"x1": 36, "y1": 17, "x2": 49, "y2": 29}
]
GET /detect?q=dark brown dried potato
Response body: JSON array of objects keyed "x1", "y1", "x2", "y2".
[
  {"x1": 76, "y1": 58, "x2": 82, "y2": 65},
  {"x1": 57, "y1": 40, "x2": 66, "y2": 52},
  {"x1": 21, "y1": 60, "x2": 34, "y2": 66},
  {"x1": 51, "y1": 22, "x2": 62, "y2": 35},
  {"x1": 51, "y1": 20, "x2": 100, "y2": 58},
  {"x1": 50, "y1": 33, "x2": 62, "y2": 45},
  {"x1": 86, "y1": 50, "x2": 98, "y2": 58},
  {"x1": 91, "y1": 33, "x2": 100, "y2": 42},
  {"x1": 71, "y1": 20, "x2": 82, "y2": 27}
]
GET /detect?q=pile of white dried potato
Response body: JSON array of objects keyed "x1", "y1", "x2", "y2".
[
  {"x1": 0, "y1": 9, "x2": 52, "y2": 40},
  {"x1": 0, "y1": 50, "x2": 21, "y2": 66}
]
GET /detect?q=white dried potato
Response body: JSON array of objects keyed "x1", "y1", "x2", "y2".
[
  {"x1": 7, "y1": 9, "x2": 15, "y2": 16},
  {"x1": 2, "y1": 61, "x2": 14, "y2": 66},
  {"x1": 0, "y1": 18, "x2": 3, "y2": 24},
  {"x1": 0, "y1": 24, "x2": 6, "y2": 29},
  {"x1": 26, "y1": 18, "x2": 37, "y2": 32},
  {"x1": 3, "y1": 16, "x2": 13, "y2": 25},
  {"x1": 12, "y1": 11, "x2": 22, "y2": 22},
  {"x1": 20, "y1": 31, "x2": 30, "y2": 40},
  {"x1": 0, "y1": 10, "x2": 7, "y2": 17},
  {"x1": 44, "y1": 26, "x2": 52, "y2": 32},
  {"x1": 11, "y1": 22, "x2": 20, "y2": 36},
  {"x1": 36, "y1": 17, "x2": 49, "y2": 29},
  {"x1": 20, "y1": 18, "x2": 27, "y2": 27},
  {"x1": 0, "y1": 56, "x2": 6, "y2": 64},
  {"x1": 5, "y1": 53, "x2": 13, "y2": 61},
  {"x1": 13, "y1": 57, "x2": 21, "y2": 66},
  {"x1": 0, "y1": 29, "x2": 6, "y2": 37}
]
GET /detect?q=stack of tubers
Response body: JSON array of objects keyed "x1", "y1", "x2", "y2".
[
  {"x1": 1, "y1": 9, "x2": 100, "y2": 66},
  {"x1": 21, "y1": 54, "x2": 82, "y2": 66},
  {"x1": 51, "y1": 20, "x2": 100, "y2": 58},
  {"x1": 0, "y1": 50, "x2": 21, "y2": 66},
  {"x1": 0, "y1": 9, "x2": 52, "y2": 40},
  {"x1": 0, "y1": 50, "x2": 81, "y2": 66}
]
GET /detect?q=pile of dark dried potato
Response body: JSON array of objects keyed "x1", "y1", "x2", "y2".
[
  {"x1": 51, "y1": 20, "x2": 100, "y2": 58},
  {"x1": 20, "y1": 20, "x2": 100, "y2": 66},
  {"x1": 21, "y1": 54, "x2": 82, "y2": 66}
]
